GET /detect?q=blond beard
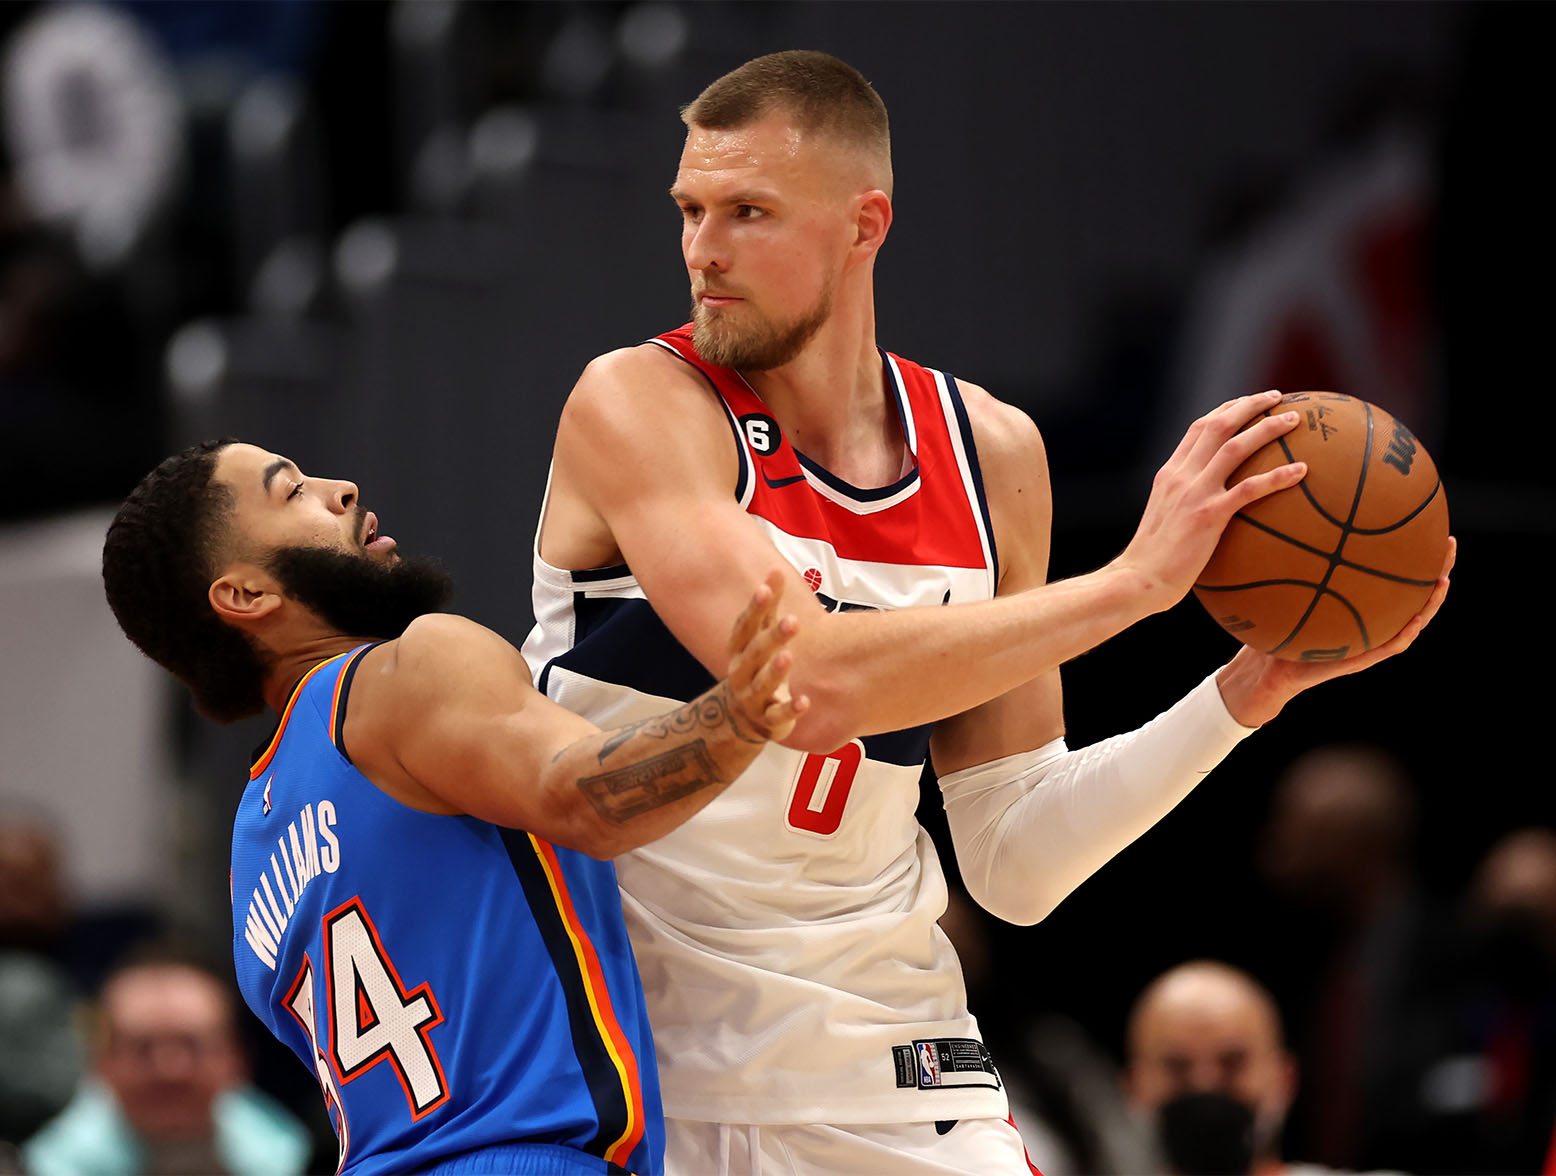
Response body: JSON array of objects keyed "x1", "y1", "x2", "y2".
[{"x1": 691, "y1": 280, "x2": 835, "y2": 371}]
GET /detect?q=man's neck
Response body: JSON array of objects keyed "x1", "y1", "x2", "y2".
[
  {"x1": 740, "y1": 301, "x2": 907, "y2": 486},
  {"x1": 260, "y1": 633, "x2": 377, "y2": 714}
]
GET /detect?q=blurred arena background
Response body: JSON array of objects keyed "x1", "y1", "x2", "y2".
[{"x1": 1, "y1": 2, "x2": 1550, "y2": 1174}]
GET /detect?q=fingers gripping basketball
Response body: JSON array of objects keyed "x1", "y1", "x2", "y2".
[{"x1": 1192, "y1": 392, "x2": 1450, "y2": 661}]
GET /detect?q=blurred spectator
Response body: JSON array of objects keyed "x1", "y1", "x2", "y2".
[
  {"x1": 0, "y1": 0, "x2": 184, "y2": 277},
  {"x1": 1411, "y1": 827, "x2": 1556, "y2": 1174},
  {"x1": 0, "y1": 171, "x2": 157, "y2": 522},
  {"x1": 0, "y1": 2, "x2": 164, "y2": 524},
  {"x1": 1257, "y1": 743, "x2": 1457, "y2": 1173},
  {"x1": 1123, "y1": 958, "x2": 1403, "y2": 1176},
  {"x1": 21, "y1": 943, "x2": 310, "y2": 1176},
  {"x1": 0, "y1": 810, "x2": 83, "y2": 1150},
  {"x1": 938, "y1": 885, "x2": 1151, "y2": 1176}
]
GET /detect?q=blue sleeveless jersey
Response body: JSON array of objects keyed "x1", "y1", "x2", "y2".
[{"x1": 230, "y1": 645, "x2": 663, "y2": 1176}]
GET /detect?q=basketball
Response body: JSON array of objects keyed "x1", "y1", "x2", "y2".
[{"x1": 1192, "y1": 392, "x2": 1449, "y2": 661}]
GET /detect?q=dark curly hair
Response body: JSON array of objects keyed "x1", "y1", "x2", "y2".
[{"x1": 101, "y1": 439, "x2": 270, "y2": 722}]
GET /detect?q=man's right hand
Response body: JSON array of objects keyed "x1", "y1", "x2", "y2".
[{"x1": 1116, "y1": 390, "x2": 1306, "y2": 608}]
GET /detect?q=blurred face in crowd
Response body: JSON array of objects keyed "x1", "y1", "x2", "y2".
[
  {"x1": 1126, "y1": 962, "x2": 1296, "y2": 1172},
  {"x1": 96, "y1": 965, "x2": 245, "y2": 1141},
  {"x1": 0, "y1": 817, "x2": 67, "y2": 949},
  {"x1": 673, "y1": 111, "x2": 885, "y2": 370},
  {"x1": 1258, "y1": 745, "x2": 1413, "y2": 915},
  {"x1": 1464, "y1": 827, "x2": 1556, "y2": 991}
]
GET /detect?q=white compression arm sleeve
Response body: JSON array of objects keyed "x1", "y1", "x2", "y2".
[{"x1": 936, "y1": 670, "x2": 1257, "y2": 926}]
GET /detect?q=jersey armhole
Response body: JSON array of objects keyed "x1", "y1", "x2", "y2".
[
  {"x1": 645, "y1": 336, "x2": 753, "y2": 507},
  {"x1": 941, "y1": 372, "x2": 1002, "y2": 587},
  {"x1": 330, "y1": 643, "x2": 382, "y2": 764}
]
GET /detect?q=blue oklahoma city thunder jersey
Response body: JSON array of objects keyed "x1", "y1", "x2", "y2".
[{"x1": 230, "y1": 645, "x2": 663, "y2": 1176}]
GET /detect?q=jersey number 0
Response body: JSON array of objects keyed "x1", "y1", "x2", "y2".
[{"x1": 785, "y1": 740, "x2": 864, "y2": 836}]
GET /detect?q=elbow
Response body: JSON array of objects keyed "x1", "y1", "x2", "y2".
[
  {"x1": 961, "y1": 873, "x2": 1061, "y2": 928},
  {"x1": 561, "y1": 815, "x2": 640, "y2": 862},
  {"x1": 536, "y1": 766, "x2": 639, "y2": 860},
  {"x1": 778, "y1": 674, "x2": 865, "y2": 755},
  {"x1": 780, "y1": 710, "x2": 861, "y2": 756},
  {"x1": 541, "y1": 811, "x2": 623, "y2": 861}
]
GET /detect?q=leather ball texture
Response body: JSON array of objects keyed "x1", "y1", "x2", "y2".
[{"x1": 1192, "y1": 391, "x2": 1449, "y2": 661}]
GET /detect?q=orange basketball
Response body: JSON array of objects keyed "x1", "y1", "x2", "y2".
[{"x1": 1192, "y1": 392, "x2": 1449, "y2": 661}]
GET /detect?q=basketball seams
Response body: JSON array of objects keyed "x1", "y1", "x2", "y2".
[
  {"x1": 1264, "y1": 402, "x2": 1374, "y2": 655},
  {"x1": 1347, "y1": 479, "x2": 1442, "y2": 535},
  {"x1": 1194, "y1": 392, "x2": 1446, "y2": 660},
  {"x1": 1268, "y1": 399, "x2": 1365, "y2": 531}
]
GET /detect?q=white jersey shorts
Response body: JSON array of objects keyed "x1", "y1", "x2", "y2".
[{"x1": 665, "y1": 1115, "x2": 1042, "y2": 1176}]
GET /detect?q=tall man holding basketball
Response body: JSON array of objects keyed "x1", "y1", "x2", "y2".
[{"x1": 523, "y1": 51, "x2": 1452, "y2": 1175}]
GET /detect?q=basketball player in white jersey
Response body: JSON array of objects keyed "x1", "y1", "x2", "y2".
[{"x1": 521, "y1": 51, "x2": 1453, "y2": 1176}]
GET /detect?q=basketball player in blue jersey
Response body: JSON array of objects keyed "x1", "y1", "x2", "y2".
[
  {"x1": 100, "y1": 439, "x2": 808, "y2": 1176},
  {"x1": 522, "y1": 51, "x2": 1454, "y2": 1175}
]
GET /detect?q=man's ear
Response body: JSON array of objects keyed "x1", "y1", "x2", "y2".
[
  {"x1": 209, "y1": 564, "x2": 282, "y2": 627},
  {"x1": 851, "y1": 188, "x2": 893, "y2": 257},
  {"x1": 1275, "y1": 1049, "x2": 1299, "y2": 1115}
]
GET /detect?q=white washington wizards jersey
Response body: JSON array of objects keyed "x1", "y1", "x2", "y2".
[{"x1": 523, "y1": 324, "x2": 1005, "y2": 1125}]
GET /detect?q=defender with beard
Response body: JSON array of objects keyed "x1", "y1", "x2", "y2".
[
  {"x1": 524, "y1": 51, "x2": 1452, "y2": 1175},
  {"x1": 101, "y1": 440, "x2": 808, "y2": 1176}
]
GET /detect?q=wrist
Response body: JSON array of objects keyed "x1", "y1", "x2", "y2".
[
  {"x1": 1213, "y1": 653, "x2": 1285, "y2": 727},
  {"x1": 1090, "y1": 560, "x2": 1174, "y2": 623}
]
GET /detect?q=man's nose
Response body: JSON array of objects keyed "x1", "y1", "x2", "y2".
[
  {"x1": 328, "y1": 479, "x2": 358, "y2": 513},
  {"x1": 685, "y1": 219, "x2": 727, "y2": 273},
  {"x1": 1186, "y1": 1062, "x2": 1225, "y2": 1093}
]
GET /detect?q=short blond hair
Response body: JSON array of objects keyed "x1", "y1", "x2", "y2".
[{"x1": 683, "y1": 50, "x2": 892, "y2": 194}]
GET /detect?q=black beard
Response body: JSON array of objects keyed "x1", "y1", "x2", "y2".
[{"x1": 266, "y1": 544, "x2": 455, "y2": 641}]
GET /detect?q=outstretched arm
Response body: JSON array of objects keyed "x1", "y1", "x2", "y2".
[
  {"x1": 543, "y1": 346, "x2": 1306, "y2": 753},
  {"x1": 929, "y1": 393, "x2": 1455, "y2": 924},
  {"x1": 348, "y1": 575, "x2": 806, "y2": 858}
]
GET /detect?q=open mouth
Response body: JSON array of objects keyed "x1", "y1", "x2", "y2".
[{"x1": 362, "y1": 511, "x2": 396, "y2": 553}]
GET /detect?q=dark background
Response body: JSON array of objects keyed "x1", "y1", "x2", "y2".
[{"x1": 2, "y1": 1, "x2": 1548, "y2": 1172}]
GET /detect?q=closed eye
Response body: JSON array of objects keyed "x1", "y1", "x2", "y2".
[{"x1": 288, "y1": 481, "x2": 305, "y2": 501}]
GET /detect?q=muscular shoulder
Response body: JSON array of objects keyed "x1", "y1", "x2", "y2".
[
  {"x1": 555, "y1": 342, "x2": 739, "y2": 499},
  {"x1": 956, "y1": 378, "x2": 1051, "y2": 513},
  {"x1": 955, "y1": 379, "x2": 1053, "y2": 587},
  {"x1": 563, "y1": 343, "x2": 718, "y2": 430},
  {"x1": 390, "y1": 613, "x2": 507, "y2": 671},
  {"x1": 359, "y1": 614, "x2": 528, "y2": 713},
  {"x1": 956, "y1": 379, "x2": 1048, "y2": 476}
]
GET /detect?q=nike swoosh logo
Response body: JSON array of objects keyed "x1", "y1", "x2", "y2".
[{"x1": 761, "y1": 470, "x2": 806, "y2": 489}]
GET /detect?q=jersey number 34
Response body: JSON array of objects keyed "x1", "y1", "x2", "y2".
[{"x1": 286, "y1": 897, "x2": 450, "y2": 1171}]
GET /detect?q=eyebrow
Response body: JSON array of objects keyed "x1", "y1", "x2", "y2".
[
  {"x1": 669, "y1": 187, "x2": 778, "y2": 207},
  {"x1": 261, "y1": 458, "x2": 299, "y2": 493}
]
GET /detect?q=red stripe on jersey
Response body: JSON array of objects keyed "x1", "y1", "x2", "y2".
[
  {"x1": 655, "y1": 325, "x2": 989, "y2": 570},
  {"x1": 1007, "y1": 1112, "x2": 1046, "y2": 1175}
]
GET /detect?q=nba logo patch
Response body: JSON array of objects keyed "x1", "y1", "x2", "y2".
[
  {"x1": 917, "y1": 1042, "x2": 941, "y2": 1087},
  {"x1": 261, "y1": 774, "x2": 273, "y2": 816}
]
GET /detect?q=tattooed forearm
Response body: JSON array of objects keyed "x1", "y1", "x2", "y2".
[
  {"x1": 577, "y1": 740, "x2": 725, "y2": 822},
  {"x1": 595, "y1": 682, "x2": 764, "y2": 764}
]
